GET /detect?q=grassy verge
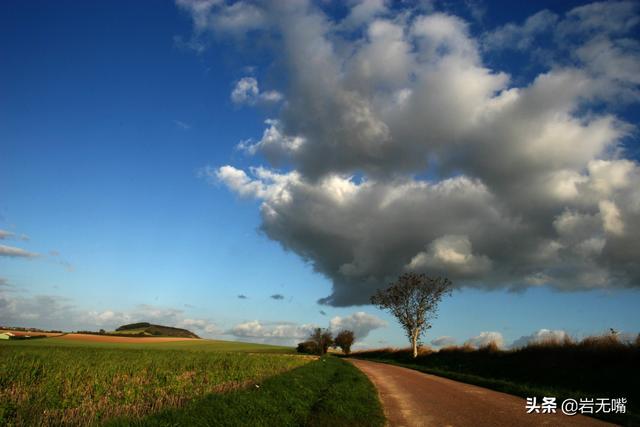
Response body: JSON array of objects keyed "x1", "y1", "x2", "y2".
[
  {"x1": 111, "y1": 357, "x2": 385, "y2": 427},
  {"x1": 0, "y1": 341, "x2": 307, "y2": 425},
  {"x1": 351, "y1": 346, "x2": 639, "y2": 426}
]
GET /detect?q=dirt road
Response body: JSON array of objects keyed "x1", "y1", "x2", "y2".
[{"x1": 350, "y1": 359, "x2": 613, "y2": 427}]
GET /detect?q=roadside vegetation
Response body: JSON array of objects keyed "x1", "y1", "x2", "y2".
[
  {"x1": 334, "y1": 330, "x2": 355, "y2": 355},
  {"x1": 297, "y1": 328, "x2": 334, "y2": 355},
  {"x1": 297, "y1": 328, "x2": 356, "y2": 356},
  {"x1": 112, "y1": 356, "x2": 384, "y2": 427},
  {"x1": 0, "y1": 339, "x2": 308, "y2": 425},
  {"x1": 351, "y1": 333, "x2": 640, "y2": 425}
]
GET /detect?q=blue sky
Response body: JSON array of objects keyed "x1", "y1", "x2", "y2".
[{"x1": 1, "y1": 0, "x2": 639, "y2": 349}]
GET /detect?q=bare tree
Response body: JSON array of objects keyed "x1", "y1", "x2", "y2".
[
  {"x1": 333, "y1": 330, "x2": 355, "y2": 355},
  {"x1": 309, "y1": 328, "x2": 334, "y2": 355},
  {"x1": 371, "y1": 273, "x2": 452, "y2": 358}
]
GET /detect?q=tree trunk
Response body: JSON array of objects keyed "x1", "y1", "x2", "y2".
[{"x1": 411, "y1": 328, "x2": 420, "y2": 358}]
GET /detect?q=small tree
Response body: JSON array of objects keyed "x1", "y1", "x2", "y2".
[
  {"x1": 309, "y1": 328, "x2": 333, "y2": 355},
  {"x1": 333, "y1": 330, "x2": 355, "y2": 355},
  {"x1": 371, "y1": 273, "x2": 452, "y2": 358}
]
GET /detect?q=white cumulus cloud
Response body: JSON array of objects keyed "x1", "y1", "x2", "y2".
[
  {"x1": 231, "y1": 77, "x2": 283, "y2": 106},
  {"x1": 329, "y1": 311, "x2": 386, "y2": 340},
  {"x1": 228, "y1": 320, "x2": 317, "y2": 345},
  {"x1": 511, "y1": 329, "x2": 571, "y2": 348},
  {"x1": 465, "y1": 331, "x2": 504, "y2": 348},
  {"x1": 182, "y1": 0, "x2": 640, "y2": 306}
]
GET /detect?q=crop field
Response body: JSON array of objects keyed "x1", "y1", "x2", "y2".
[
  {"x1": 0, "y1": 330, "x2": 64, "y2": 337},
  {"x1": 11, "y1": 335, "x2": 295, "y2": 352},
  {"x1": 0, "y1": 338, "x2": 310, "y2": 426}
]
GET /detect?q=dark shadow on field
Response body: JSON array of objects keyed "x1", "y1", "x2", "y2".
[{"x1": 107, "y1": 357, "x2": 384, "y2": 427}]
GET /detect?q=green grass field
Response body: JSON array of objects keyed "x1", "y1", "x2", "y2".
[
  {"x1": 110, "y1": 357, "x2": 385, "y2": 427},
  {"x1": 0, "y1": 338, "x2": 383, "y2": 426},
  {"x1": 0, "y1": 338, "x2": 305, "y2": 425}
]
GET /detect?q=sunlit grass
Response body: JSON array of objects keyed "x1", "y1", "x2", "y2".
[{"x1": 0, "y1": 340, "x2": 307, "y2": 425}]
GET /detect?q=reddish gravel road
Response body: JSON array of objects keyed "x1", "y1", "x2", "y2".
[{"x1": 350, "y1": 359, "x2": 613, "y2": 427}]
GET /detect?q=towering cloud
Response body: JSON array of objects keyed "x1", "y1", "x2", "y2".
[{"x1": 183, "y1": 1, "x2": 640, "y2": 305}]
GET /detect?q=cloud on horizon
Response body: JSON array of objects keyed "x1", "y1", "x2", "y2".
[
  {"x1": 228, "y1": 320, "x2": 316, "y2": 345},
  {"x1": 511, "y1": 328, "x2": 571, "y2": 348},
  {"x1": 0, "y1": 291, "x2": 218, "y2": 336},
  {"x1": 465, "y1": 331, "x2": 505, "y2": 348},
  {"x1": 329, "y1": 311, "x2": 387, "y2": 341},
  {"x1": 182, "y1": 0, "x2": 640, "y2": 306},
  {"x1": 227, "y1": 311, "x2": 386, "y2": 345},
  {"x1": 430, "y1": 336, "x2": 458, "y2": 347}
]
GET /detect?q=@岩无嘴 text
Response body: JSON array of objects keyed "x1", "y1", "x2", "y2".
[{"x1": 525, "y1": 397, "x2": 627, "y2": 415}]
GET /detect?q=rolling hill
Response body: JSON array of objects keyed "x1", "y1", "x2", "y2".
[{"x1": 114, "y1": 322, "x2": 200, "y2": 339}]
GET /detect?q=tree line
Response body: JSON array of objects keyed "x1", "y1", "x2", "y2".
[{"x1": 297, "y1": 329, "x2": 355, "y2": 355}]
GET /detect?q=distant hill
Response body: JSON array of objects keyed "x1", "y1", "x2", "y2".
[{"x1": 114, "y1": 322, "x2": 200, "y2": 339}]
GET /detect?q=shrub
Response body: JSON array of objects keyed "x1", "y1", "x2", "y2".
[
  {"x1": 334, "y1": 330, "x2": 355, "y2": 355},
  {"x1": 297, "y1": 341, "x2": 319, "y2": 355},
  {"x1": 310, "y1": 328, "x2": 334, "y2": 355}
]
